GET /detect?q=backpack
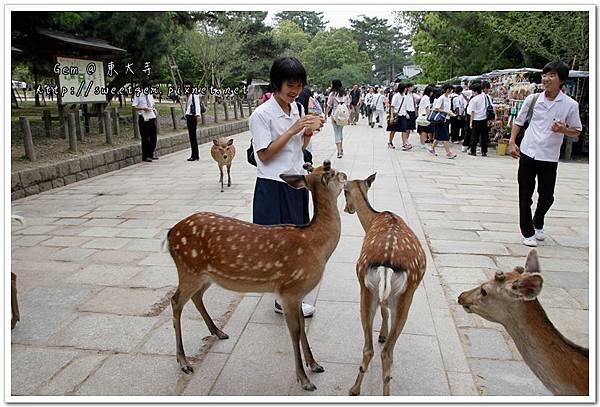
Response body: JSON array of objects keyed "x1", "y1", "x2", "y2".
[{"x1": 332, "y1": 96, "x2": 350, "y2": 126}]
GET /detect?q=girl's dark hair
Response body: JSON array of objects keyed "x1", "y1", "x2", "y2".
[
  {"x1": 481, "y1": 81, "x2": 491, "y2": 90},
  {"x1": 423, "y1": 85, "x2": 435, "y2": 99},
  {"x1": 396, "y1": 83, "x2": 406, "y2": 93},
  {"x1": 442, "y1": 84, "x2": 454, "y2": 92},
  {"x1": 331, "y1": 79, "x2": 345, "y2": 96},
  {"x1": 433, "y1": 87, "x2": 443, "y2": 100},
  {"x1": 454, "y1": 85, "x2": 463, "y2": 94},
  {"x1": 270, "y1": 57, "x2": 307, "y2": 92},
  {"x1": 470, "y1": 82, "x2": 483, "y2": 94},
  {"x1": 542, "y1": 60, "x2": 570, "y2": 83}
]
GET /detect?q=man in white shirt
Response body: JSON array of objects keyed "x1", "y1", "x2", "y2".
[
  {"x1": 183, "y1": 80, "x2": 202, "y2": 161},
  {"x1": 371, "y1": 87, "x2": 385, "y2": 129},
  {"x1": 508, "y1": 61, "x2": 582, "y2": 247},
  {"x1": 132, "y1": 80, "x2": 158, "y2": 162},
  {"x1": 466, "y1": 81, "x2": 493, "y2": 156},
  {"x1": 450, "y1": 85, "x2": 466, "y2": 143}
]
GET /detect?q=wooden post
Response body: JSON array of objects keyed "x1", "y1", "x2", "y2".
[
  {"x1": 248, "y1": 101, "x2": 253, "y2": 115},
  {"x1": 98, "y1": 104, "x2": 105, "y2": 134},
  {"x1": 82, "y1": 104, "x2": 90, "y2": 134},
  {"x1": 75, "y1": 110, "x2": 84, "y2": 141},
  {"x1": 103, "y1": 111, "x2": 113, "y2": 144},
  {"x1": 223, "y1": 101, "x2": 229, "y2": 121},
  {"x1": 68, "y1": 112, "x2": 77, "y2": 152},
  {"x1": 200, "y1": 105, "x2": 206, "y2": 126},
  {"x1": 62, "y1": 112, "x2": 69, "y2": 139},
  {"x1": 239, "y1": 100, "x2": 244, "y2": 118},
  {"x1": 132, "y1": 111, "x2": 140, "y2": 139},
  {"x1": 111, "y1": 107, "x2": 120, "y2": 137},
  {"x1": 170, "y1": 106, "x2": 178, "y2": 129},
  {"x1": 20, "y1": 117, "x2": 36, "y2": 161},
  {"x1": 233, "y1": 99, "x2": 238, "y2": 119},
  {"x1": 213, "y1": 102, "x2": 219, "y2": 123},
  {"x1": 43, "y1": 110, "x2": 52, "y2": 137},
  {"x1": 155, "y1": 110, "x2": 161, "y2": 136}
]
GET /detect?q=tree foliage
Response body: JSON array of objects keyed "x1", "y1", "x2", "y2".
[
  {"x1": 272, "y1": 20, "x2": 311, "y2": 58},
  {"x1": 274, "y1": 11, "x2": 327, "y2": 37},
  {"x1": 301, "y1": 28, "x2": 372, "y2": 89}
]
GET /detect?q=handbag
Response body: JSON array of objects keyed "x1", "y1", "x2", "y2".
[
  {"x1": 485, "y1": 94, "x2": 496, "y2": 121},
  {"x1": 416, "y1": 115, "x2": 430, "y2": 127},
  {"x1": 516, "y1": 93, "x2": 540, "y2": 147},
  {"x1": 427, "y1": 110, "x2": 447, "y2": 124},
  {"x1": 247, "y1": 141, "x2": 257, "y2": 166}
]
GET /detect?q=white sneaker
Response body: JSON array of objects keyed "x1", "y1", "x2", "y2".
[
  {"x1": 522, "y1": 236, "x2": 538, "y2": 247},
  {"x1": 420, "y1": 144, "x2": 427, "y2": 150},
  {"x1": 534, "y1": 228, "x2": 546, "y2": 241},
  {"x1": 461, "y1": 146, "x2": 468, "y2": 153},
  {"x1": 274, "y1": 300, "x2": 316, "y2": 318}
]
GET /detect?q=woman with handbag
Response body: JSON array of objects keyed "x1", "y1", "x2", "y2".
[
  {"x1": 399, "y1": 83, "x2": 418, "y2": 151},
  {"x1": 386, "y1": 83, "x2": 405, "y2": 149},
  {"x1": 428, "y1": 84, "x2": 457, "y2": 159},
  {"x1": 416, "y1": 85, "x2": 435, "y2": 150},
  {"x1": 248, "y1": 57, "x2": 323, "y2": 317}
]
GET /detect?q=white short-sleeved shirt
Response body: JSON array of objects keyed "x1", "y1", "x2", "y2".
[
  {"x1": 404, "y1": 92, "x2": 417, "y2": 112},
  {"x1": 432, "y1": 94, "x2": 451, "y2": 114},
  {"x1": 418, "y1": 95, "x2": 431, "y2": 117},
  {"x1": 249, "y1": 96, "x2": 305, "y2": 182},
  {"x1": 391, "y1": 93, "x2": 403, "y2": 113},
  {"x1": 451, "y1": 95, "x2": 466, "y2": 116},
  {"x1": 372, "y1": 93, "x2": 385, "y2": 110},
  {"x1": 515, "y1": 91, "x2": 582, "y2": 162},
  {"x1": 185, "y1": 94, "x2": 201, "y2": 116},
  {"x1": 132, "y1": 94, "x2": 156, "y2": 120},
  {"x1": 466, "y1": 93, "x2": 490, "y2": 121}
]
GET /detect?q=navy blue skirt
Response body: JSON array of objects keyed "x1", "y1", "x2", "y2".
[
  {"x1": 386, "y1": 115, "x2": 405, "y2": 132},
  {"x1": 433, "y1": 121, "x2": 450, "y2": 141},
  {"x1": 253, "y1": 177, "x2": 309, "y2": 226}
]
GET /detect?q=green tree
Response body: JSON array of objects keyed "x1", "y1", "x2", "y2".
[
  {"x1": 301, "y1": 28, "x2": 372, "y2": 88},
  {"x1": 274, "y1": 11, "x2": 328, "y2": 37},
  {"x1": 272, "y1": 20, "x2": 310, "y2": 58}
]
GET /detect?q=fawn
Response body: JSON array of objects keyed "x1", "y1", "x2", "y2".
[
  {"x1": 458, "y1": 249, "x2": 588, "y2": 396},
  {"x1": 210, "y1": 138, "x2": 236, "y2": 192},
  {"x1": 343, "y1": 173, "x2": 426, "y2": 396},
  {"x1": 164, "y1": 160, "x2": 347, "y2": 391}
]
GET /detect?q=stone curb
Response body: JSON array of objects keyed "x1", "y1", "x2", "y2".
[{"x1": 12, "y1": 120, "x2": 249, "y2": 201}]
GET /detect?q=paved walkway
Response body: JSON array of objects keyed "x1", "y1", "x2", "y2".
[{"x1": 11, "y1": 116, "x2": 589, "y2": 397}]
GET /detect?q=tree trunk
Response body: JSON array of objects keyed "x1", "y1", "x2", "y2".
[
  {"x1": 105, "y1": 76, "x2": 129, "y2": 104},
  {"x1": 516, "y1": 45, "x2": 533, "y2": 67}
]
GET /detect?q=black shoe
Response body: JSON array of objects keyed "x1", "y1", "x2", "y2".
[
  {"x1": 468, "y1": 152, "x2": 476, "y2": 156},
  {"x1": 187, "y1": 157, "x2": 199, "y2": 161},
  {"x1": 481, "y1": 153, "x2": 487, "y2": 157},
  {"x1": 143, "y1": 157, "x2": 153, "y2": 162},
  {"x1": 152, "y1": 155, "x2": 159, "y2": 160}
]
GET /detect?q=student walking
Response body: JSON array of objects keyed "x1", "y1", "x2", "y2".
[
  {"x1": 183, "y1": 80, "x2": 202, "y2": 161},
  {"x1": 325, "y1": 79, "x2": 350, "y2": 158},
  {"x1": 450, "y1": 85, "x2": 466, "y2": 143},
  {"x1": 371, "y1": 87, "x2": 385, "y2": 129},
  {"x1": 417, "y1": 85, "x2": 435, "y2": 150},
  {"x1": 386, "y1": 83, "x2": 405, "y2": 149},
  {"x1": 466, "y1": 81, "x2": 493, "y2": 156},
  {"x1": 132, "y1": 80, "x2": 158, "y2": 162},
  {"x1": 508, "y1": 61, "x2": 582, "y2": 247},
  {"x1": 399, "y1": 83, "x2": 418, "y2": 151},
  {"x1": 428, "y1": 84, "x2": 457, "y2": 159}
]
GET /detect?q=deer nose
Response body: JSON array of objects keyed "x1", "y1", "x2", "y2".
[
  {"x1": 457, "y1": 292, "x2": 467, "y2": 305},
  {"x1": 223, "y1": 155, "x2": 228, "y2": 159}
]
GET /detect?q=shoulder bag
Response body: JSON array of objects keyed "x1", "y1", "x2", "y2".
[{"x1": 516, "y1": 93, "x2": 541, "y2": 147}]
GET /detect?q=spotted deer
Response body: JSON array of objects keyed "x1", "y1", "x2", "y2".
[
  {"x1": 164, "y1": 160, "x2": 347, "y2": 391},
  {"x1": 210, "y1": 138, "x2": 236, "y2": 192},
  {"x1": 343, "y1": 174, "x2": 426, "y2": 396},
  {"x1": 458, "y1": 249, "x2": 588, "y2": 396}
]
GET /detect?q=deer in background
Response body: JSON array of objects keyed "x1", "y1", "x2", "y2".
[
  {"x1": 458, "y1": 249, "x2": 588, "y2": 396},
  {"x1": 210, "y1": 138, "x2": 236, "y2": 192},
  {"x1": 343, "y1": 174, "x2": 426, "y2": 396},
  {"x1": 164, "y1": 160, "x2": 347, "y2": 391}
]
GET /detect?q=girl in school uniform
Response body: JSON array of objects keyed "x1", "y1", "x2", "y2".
[
  {"x1": 248, "y1": 57, "x2": 323, "y2": 317},
  {"x1": 386, "y1": 83, "x2": 406, "y2": 149}
]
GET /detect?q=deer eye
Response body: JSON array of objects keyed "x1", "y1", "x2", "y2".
[{"x1": 480, "y1": 288, "x2": 487, "y2": 297}]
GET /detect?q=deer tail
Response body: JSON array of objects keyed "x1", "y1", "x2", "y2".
[{"x1": 365, "y1": 265, "x2": 408, "y2": 304}]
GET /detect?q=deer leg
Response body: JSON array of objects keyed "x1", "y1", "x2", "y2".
[
  {"x1": 381, "y1": 293, "x2": 414, "y2": 396},
  {"x1": 298, "y1": 303, "x2": 323, "y2": 373},
  {"x1": 11, "y1": 272, "x2": 19, "y2": 329},
  {"x1": 191, "y1": 283, "x2": 228, "y2": 340},
  {"x1": 226, "y1": 164, "x2": 231, "y2": 187},
  {"x1": 171, "y1": 284, "x2": 198, "y2": 374},
  {"x1": 219, "y1": 165, "x2": 224, "y2": 192},
  {"x1": 378, "y1": 300, "x2": 389, "y2": 343},
  {"x1": 349, "y1": 286, "x2": 378, "y2": 396},
  {"x1": 282, "y1": 298, "x2": 315, "y2": 391}
]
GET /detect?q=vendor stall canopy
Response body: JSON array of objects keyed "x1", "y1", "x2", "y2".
[{"x1": 445, "y1": 68, "x2": 588, "y2": 83}]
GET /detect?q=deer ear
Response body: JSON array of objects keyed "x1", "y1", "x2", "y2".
[
  {"x1": 365, "y1": 173, "x2": 377, "y2": 187},
  {"x1": 227, "y1": 139, "x2": 234, "y2": 146},
  {"x1": 524, "y1": 249, "x2": 541, "y2": 274},
  {"x1": 321, "y1": 172, "x2": 333, "y2": 186},
  {"x1": 212, "y1": 139, "x2": 219, "y2": 146},
  {"x1": 280, "y1": 174, "x2": 307, "y2": 189},
  {"x1": 511, "y1": 274, "x2": 543, "y2": 300}
]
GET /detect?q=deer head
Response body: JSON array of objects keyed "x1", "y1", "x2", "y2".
[
  {"x1": 211, "y1": 138, "x2": 235, "y2": 164},
  {"x1": 458, "y1": 249, "x2": 543, "y2": 324},
  {"x1": 343, "y1": 173, "x2": 376, "y2": 214},
  {"x1": 281, "y1": 160, "x2": 347, "y2": 198}
]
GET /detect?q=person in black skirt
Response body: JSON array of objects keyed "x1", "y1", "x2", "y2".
[
  {"x1": 386, "y1": 83, "x2": 405, "y2": 149},
  {"x1": 428, "y1": 84, "x2": 457, "y2": 159},
  {"x1": 417, "y1": 85, "x2": 436, "y2": 149},
  {"x1": 248, "y1": 57, "x2": 324, "y2": 318}
]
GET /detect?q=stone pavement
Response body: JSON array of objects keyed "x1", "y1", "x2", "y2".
[{"x1": 10, "y1": 116, "x2": 589, "y2": 398}]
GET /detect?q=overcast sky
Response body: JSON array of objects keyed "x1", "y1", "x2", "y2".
[{"x1": 265, "y1": 11, "x2": 396, "y2": 29}]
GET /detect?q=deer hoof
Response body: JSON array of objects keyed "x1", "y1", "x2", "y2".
[
  {"x1": 215, "y1": 331, "x2": 229, "y2": 340},
  {"x1": 301, "y1": 382, "x2": 317, "y2": 391},
  {"x1": 349, "y1": 388, "x2": 360, "y2": 396},
  {"x1": 11, "y1": 319, "x2": 17, "y2": 329},
  {"x1": 310, "y1": 363, "x2": 324, "y2": 373},
  {"x1": 378, "y1": 335, "x2": 387, "y2": 343},
  {"x1": 181, "y1": 365, "x2": 194, "y2": 374}
]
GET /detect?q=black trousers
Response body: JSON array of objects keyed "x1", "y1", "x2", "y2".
[
  {"x1": 462, "y1": 114, "x2": 472, "y2": 147},
  {"x1": 518, "y1": 153, "x2": 558, "y2": 238},
  {"x1": 139, "y1": 117, "x2": 157, "y2": 159},
  {"x1": 450, "y1": 116, "x2": 465, "y2": 142},
  {"x1": 471, "y1": 119, "x2": 489, "y2": 154},
  {"x1": 186, "y1": 115, "x2": 199, "y2": 159}
]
